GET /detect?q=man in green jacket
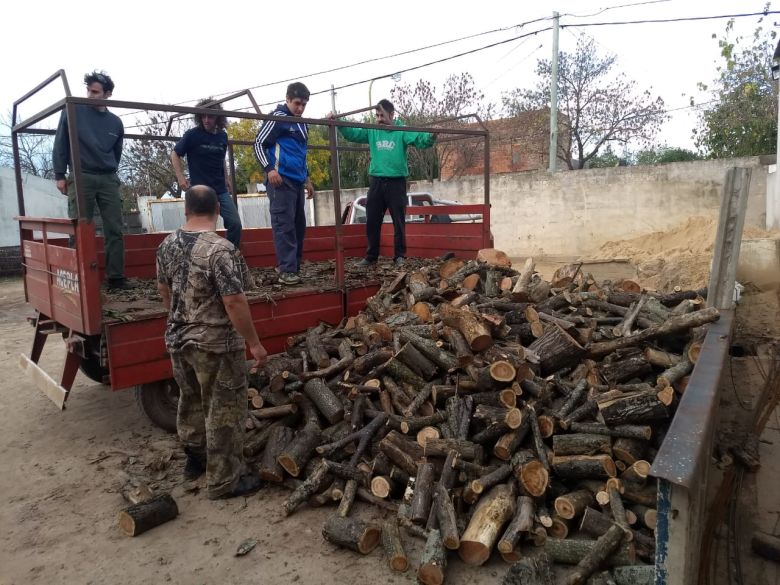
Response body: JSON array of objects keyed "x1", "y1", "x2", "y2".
[{"x1": 330, "y1": 100, "x2": 435, "y2": 267}]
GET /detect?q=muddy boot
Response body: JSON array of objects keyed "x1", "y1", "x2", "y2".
[{"x1": 183, "y1": 446, "x2": 207, "y2": 480}]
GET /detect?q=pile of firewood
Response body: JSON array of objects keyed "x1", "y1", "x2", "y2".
[{"x1": 243, "y1": 250, "x2": 717, "y2": 585}]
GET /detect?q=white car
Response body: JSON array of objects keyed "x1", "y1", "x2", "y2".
[{"x1": 341, "y1": 192, "x2": 482, "y2": 224}]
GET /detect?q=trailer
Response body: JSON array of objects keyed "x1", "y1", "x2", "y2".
[
  {"x1": 11, "y1": 72, "x2": 754, "y2": 585},
  {"x1": 11, "y1": 71, "x2": 492, "y2": 430}
]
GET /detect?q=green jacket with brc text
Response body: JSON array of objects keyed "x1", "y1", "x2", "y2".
[{"x1": 338, "y1": 118, "x2": 435, "y2": 178}]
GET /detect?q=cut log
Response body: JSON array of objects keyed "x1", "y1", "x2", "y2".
[
  {"x1": 553, "y1": 433, "x2": 612, "y2": 457},
  {"x1": 631, "y1": 504, "x2": 657, "y2": 531},
  {"x1": 382, "y1": 520, "x2": 409, "y2": 572},
  {"x1": 579, "y1": 507, "x2": 655, "y2": 559},
  {"x1": 352, "y1": 347, "x2": 394, "y2": 375},
  {"x1": 554, "y1": 489, "x2": 595, "y2": 520},
  {"x1": 396, "y1": 342, "x2": 438, "y2": 380},
  {"x1": 478, "y1": 248, "x2": 512, "y2": 267},
  {"x1": 416, "y1": 426, "x2": 441, "y2": 446},
  {"x1": 656, "y1": 359, "x2": 693, "y2": 388},
  {"x1": 494, "y1": 423, "x2": 530, "y2": 461},
  {"x1": 621, "y1": 483, "x2": 657, "y2": 507},
  {"x1": 303, "y1": 378, "x2": 344, "y2": 425},
  {"x1": 462, "y1": 273, "x2": 481, "y2": 291},
  {"x1": 400, "y1": 329, "x2": 459, "y2": 371},
  {"x1": 511, "y1": 257, "x2": 536, "y2": 300},
  {"x1": 499, "y1": 553, "x2": 554, "y2": 585},
  {"x1": 306, "y1": 330, "x2": 330, "y2": 369},
  {"x1": 322, "y1": 515, "x2": 381, "y2": 554},
  {"x1": 277, "y1": 425, "x2": 322, "y2": 477},
  {"x1": 568, "y1": 422, "x2": 652, "y2": 440},
  {"x1": 468, "y1": 464, "x2": 512, "y2": 500},
  {"x1": 556, "y1": 380, "x2": 588, "y2": 420},
  {"x1": 643, "y1": 347, "x2": 681, "y2": 368},
  {"x1": 251, "y1": 403, "x2": 299, "y2": 419},
  {"x1": 528, "y1": 406, "x2": 551, "y2": 471},
  {"x1": 439, "y1": 258, "x2": 466, "y2": 279},
  {"x1": 543, "y1": 536, "x2": 635, "y2": 566},
  {"x1": 440, "y1": 259, "x2": 481, "y2": 290},
  {"x1": 413, "y1": 302, "x2": 433, "y2": 323},
  {"x1": 611, "y1": 565, "x2": 656, "y2": 585},
  {"x1": 410, "y1": 462, "x2": 436, "y2": 525},
  {"x1": 498, "y1": 495, "x2": 535, "y2": 554},
  {"x1": 259, "y1": 426, "x2": 294, "y2": 483},
  {"x1": 473, "y1": 404, "x2": 523, "y2": 429},
  {"x1": 282, "y1": 459, "x2": 330, "y2": 516},
  {"x1": 564, "y1": 525, "x2": 629, "y2": 585},
  {"x1": 418, "y1": 529, "x2": 447, "y2": 585},
  {"x1": 612, "y1": 438, "x2": 647, "y2": 465},
  {"x1": 552, "y1": 455, "x2": 617, "y2": 480},
  {"x1": 511, "y1": 449, "x2": 549, "y2": 497},
  {"x1": 337, "y1": 479, "x2": 358, "y2": 518},
  {"x1": 597, "y1": 391, "x2": 669, "y2": 425},
  {"x1": 118, "y1": 493, "x2": 178, "y2": 537},
  {"x1": 439, "y1": 303, "x2": 493, "y2": 352},
  {"x1": 265, "y1": 355, "x2": 302, "y2": 392},
  {"x1": 459, "y1": 483, "x2": 517, "y2": 566},
  {"x1": 435, "y1": 483, "x2": 460, "y2": 549},
  {"x1": 600, "y1": 355, "x2": 652, "y2": 385},
  {"x1": 528, "y1": 324, "x2": 586, "y2": 376},
  {"x1": 620, "y1": 460, "x2": 651, "y2": 485},
  {"x1": 551, "y1": 263, "x2": 583, "y2": 288},
  {"x1": 381, "y1": 356, "x2": 427, "y2": 389},
  {"x1": 424, "y1": 438, "x2": 482, "y2": 460},
  {"x1": 588, "y1": 307, "x2": 720, "y2": 358}
]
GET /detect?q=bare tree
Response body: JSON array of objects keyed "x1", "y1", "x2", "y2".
[
  {"x1": 391, "y1": 73, "x2": 494, "y2": 180},
  {"x1": 0, "y1": 112, "x2": 55, "y2": 178},
  {"x1": 502, "y1": 34, "x2": 667, "y2": 170}
]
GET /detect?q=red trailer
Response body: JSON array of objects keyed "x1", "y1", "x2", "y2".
[{"x1": 13, "y1": 72, "x2": 492, "y2": 430}]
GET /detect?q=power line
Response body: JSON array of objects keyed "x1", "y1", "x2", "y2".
[
  {"x1": 117, "y1": 17, "x2": 554, "y2": 121},
  {"x1": 562, "y1": 0, "x2": 674, "y2": 20},
  {"x1": 562, "y1": 10, "x2": 779, "y2": 29}
]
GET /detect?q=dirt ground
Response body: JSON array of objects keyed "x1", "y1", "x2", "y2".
[{"x1": 0, "y1": 277, "x2": 505, "y2": 585}]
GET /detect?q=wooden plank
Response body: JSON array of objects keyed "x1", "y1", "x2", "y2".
[{"x1": 18, "y1": 354, "x2": 68, "y2": 410}]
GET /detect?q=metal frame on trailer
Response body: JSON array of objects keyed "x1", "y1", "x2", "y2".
[{"x1": 11, "y1": 70, "x2": 492, "y2": 401}]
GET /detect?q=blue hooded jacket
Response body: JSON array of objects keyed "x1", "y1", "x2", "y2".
[{"x1": 253, "y1": 103, "x2": 309, "y2": 184}]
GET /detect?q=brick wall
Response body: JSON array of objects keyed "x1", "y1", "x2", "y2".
[{"x1": 0, "y1": 246, "x2": 22, "y2": 277}]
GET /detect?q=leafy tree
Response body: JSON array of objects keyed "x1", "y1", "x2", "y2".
[
  {"x1": 694, "y1": 15, "x2": 777, "y2": 157},
  {"x1": 227, "y1": 118, "x2": 262, "y2": 192},
  {"x1": 587, "y1": 145, "x2": 626, "y2": 168},
  {"x1": 635, "y1": 146, "x2": 701, "y2": 165},
  {"x1": 390, "y1": 73, "x2": 494, "y2": 180},
  {"x1": 0, "y1": 112, "x2": 54, "y2": 178},
  {"x1": 502, "y1": 34, "x2": 667, "y2": 170}
]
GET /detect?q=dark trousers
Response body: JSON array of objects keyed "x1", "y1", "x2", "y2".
[
  {"x1": 217, "y1": 192, "x2": 242, "y2": 249},
  {"x1": 267, "y1": 177, "x2": 306, "y2": 273},
  {"x1": 365, "y1": 176, "x2": 407, "y2": 262},
  {"x1": 67, "y1": 173, "x2": 125, "y2": 281}
]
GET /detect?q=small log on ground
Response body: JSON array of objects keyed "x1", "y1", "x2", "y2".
[
  {"x1": 554, "y1": 489, "x2": 595, "y2": 520},
  {"x1": 278, "y1": 425, "x2": 322, "y2": 477},
  {"x1": 382, "y1": 519, "x2": 409, "y2": 572},
  {"x1": 283, "y1": 459, "x2": 330, "y2": 516},
  {"x1": 435, "y1": 483, "x2": 460, "y2": 549},
  {"x1": 441, "y1": 326, "x2": 474, "y2": 368},
  {"x1": 259, "y1": 426, "x2": 294, "y2": 483},
  {"x1": 410, "y1": 462, "x2": 436, "y2": 525},
  {"x1": 322, "y1": 515, "x2": 381, "y2": 554},
  {"x1": 303, "y1": 378, "x2": 344, "y2": 425},
  {"x1": 459, "y1": 483, "x2": 517, "y2": 566},
  {"x1": 417, "y1": 529, "x2": 447, "y2": 585},
  {"x1": 118, "y1": 493, "x2": 179, "y2": 537}
]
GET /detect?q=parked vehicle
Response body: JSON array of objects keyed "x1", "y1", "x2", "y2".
[{"x1": 341, "y1": 192, "x2": 482, "y2": 225}]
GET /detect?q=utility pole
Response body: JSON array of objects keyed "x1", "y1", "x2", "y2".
[
  {"x1": 548, "y1": 11, "x2": 560, "y2": 172},
  {"x1": 331, "y1": 84, "x2": 341, "y2": 195}
]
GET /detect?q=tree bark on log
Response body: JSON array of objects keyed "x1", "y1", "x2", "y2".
[
  {"x1": 528, "y1": 324, "x2": 586, "y2": 376},
  {"x1": 620, "y1": 460, "x2": 651, "y2": 485},
  {"x1": 551, "y1": 455, "x2": 617, "y2": 480},
  {"x1": 441, "y1": 326, "x2": 474, "y2": 368},
  {"x1": 494, "y1": 423, "x2": 530, "y2": 461},
  {"x1": 579, "y1": 507, "x2": 655, "y2": 559},
  {"x1": 306, "y1": 330, "x2": 330, "y2": 369},
  {"x1": 322, "y1": 515, "x2": 381, "y2": 554},
  {"x1": 498, "y1": 495, "x2": 535, "y2": 554},
  {"x1": 468, "y1": 464, "x2": 512, "y2": 501},
  {"x1": 612, "y1": 438, "x2": 647, "y2": 465},
  {"x1": 396, "y1": 341, "x2": 438, "y2": 380},
  {"x1": 278, "y1": 425, "x2": 322, "y2": 477},
  {"x1": 644, "y1": 347, "x2": 681, "y2": 368},
  {"x1": 423, "y1": 438, "x2": 482, "y2": 460},
  {"x1": 118, "y1": 493, "x2": 178, "y2": 536},
  {"x1": 500, "y1": 554, "x2": 554, "y2": 585},
  {"x1": 554, "y1": 489, "x2": 595, "y2": 520},
  {"x1": 588, "y1": 307, "x2": 720, "y2": 358},
  {"x1": 265, "y1": 356, "x2": 302, "y2": 392},
  {"x1": 282, "y1": 459, "x2": 330, "y2": 516},
  {"x1": 553, "y1": 433, "x2": 613, "y2": 457},
  {"x1": 303, "y1": 378, "x2": 344, "y2": 425},
  {"x1": 600, "y1": 355, "x2": 652, "y2": 386},
  {"x1": 409, "y1": 462, "x2": 436, "y2": 525},
  {"x1": 564, "y1": 524, "x2": 625, "y2": 585},
  {"x1": 382, "y1": 519, "x2": 409, "y2": 572},
  {"x1": 611, "y1": 566, "x2": 656, "y2": 585},
  {"x1": 657, "y1": 359, "x2": 693, "y2": 388},
  {"x1": 528, "y1": 406, "x2": 551, "y2": 472},
  {"x1": 568, "y1": 422, "x2": 652, "y2": 440},
  {"x1": 352, "y1": 347, "x2": 394, "y2": 375},
  {"x1": 597, "y1": 391, "x2": 669, "y2": 425},
  {"x1": 544, "y1": 537, "x2": 635, "y2": 566},
  {"x1": 435, "y1": 483, "x2": 460, "y2": 549},
  {"x1": 417, "y1": 529, "x2": 447, "y2": 585},
  {"x1": 459, "y1": 483, "x2": 517, "y2": 565},
  {"x1": 259, "y1": 426, "x2": 294, "y2": 483},
  {"x1": 439, "y1": 303, "x2": 493, "y2": 352}
]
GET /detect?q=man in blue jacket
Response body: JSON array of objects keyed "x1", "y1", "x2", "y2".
[{"x1": 253, "y1": 82, "x2": 314, "y2": 285}]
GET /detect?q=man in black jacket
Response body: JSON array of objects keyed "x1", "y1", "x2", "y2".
[{"x1": 52, "y1": 70, "x2": 130, "y2": 290}]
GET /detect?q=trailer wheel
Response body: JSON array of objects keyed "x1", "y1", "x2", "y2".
[
  {"x1": 135, "y1": 380, "x2": 179, "y2": 433},
  {"x1": 62, "y1": 333, "x2": 109, "y2": 384}
]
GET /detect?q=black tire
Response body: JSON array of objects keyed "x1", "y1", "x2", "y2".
[
  {"x1": 61, "y1": 333, "x2": 109, "y2": 384},
  {"x1": 135, "y1": 379, "x2": 179, "y2": 433}
]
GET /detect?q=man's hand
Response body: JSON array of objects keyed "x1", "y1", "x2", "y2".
[
  {"x1": 267, "y1": 169, "x2": 283, "y2": 188},
  {"x1": 249, "y1": 341, "x2": 268, "y2": 368},
  {"x1": 305, "y1": 178, "x2": 315, "y2": 200},
  {"x1": 56, "y1": 179, "x2": 68, "y2": 195},
  {"x1": 177, "y1": 176, "x2": 190, "y2": 190}
]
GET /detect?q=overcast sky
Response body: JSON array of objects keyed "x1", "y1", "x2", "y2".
[{"x1": 3, "y1": 0, "x2": 775, "y2": 153}]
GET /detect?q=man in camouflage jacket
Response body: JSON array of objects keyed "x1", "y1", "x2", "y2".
[{"x1": 156, "y1": 185, "x2": 267, "y2": 499}]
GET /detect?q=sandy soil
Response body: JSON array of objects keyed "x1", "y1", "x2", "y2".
[{"x1": 0, "y1": 277, "x2": 505, "y2": 585}]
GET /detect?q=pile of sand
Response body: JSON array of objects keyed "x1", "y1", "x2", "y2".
[{"x1": 591, "y1": 216, "x2": 780, "y2": 291}]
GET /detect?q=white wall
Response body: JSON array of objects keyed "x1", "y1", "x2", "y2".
[{"x1": 0, "y1": 167, "x2": 66, "y2": 247}]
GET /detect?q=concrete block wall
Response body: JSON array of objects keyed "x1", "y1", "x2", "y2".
[{"x1": 314, "y1": 156, "x2": 768, "y2": 259}]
